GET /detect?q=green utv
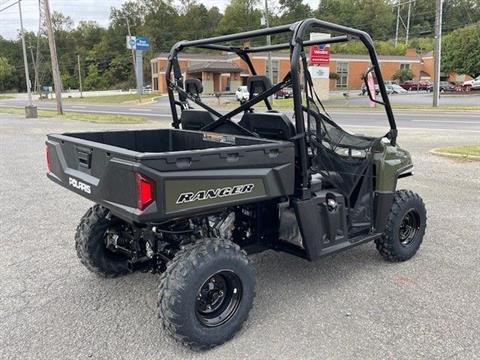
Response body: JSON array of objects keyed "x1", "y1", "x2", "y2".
[{"x1": 46, "y1": 19, "x2": 427, "y2": 349}]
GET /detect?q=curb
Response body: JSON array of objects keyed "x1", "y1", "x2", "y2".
[{"x1": 430, "y1": 149, "x2": 480, "y2": 161}]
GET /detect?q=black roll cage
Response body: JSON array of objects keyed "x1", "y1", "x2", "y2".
[{"x1": 165, "y1": 18, "x2": 398, "y2": 198}]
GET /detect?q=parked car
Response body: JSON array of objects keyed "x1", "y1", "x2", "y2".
[
  {"x1": 386, "y1": 84, "x2": 408, "y2": 94},
  {"x1": 471, "y1": 76, "x2": 480, "y2": 90},
  {"x1": 438, "y1": 81, "x2": 456, "y2": 92},
  {"x1": 360, "y1": 83, "x2": 380, "y2": 96},
  {"x1": 235, "y1": 86, "x2": 249, "y2": 101},
  {"x1": 275, "y1": 86, "x2": 293, "y2": 99},
  {"x1": 400, "y1": 80, "x2": 432, "y2": 91}
]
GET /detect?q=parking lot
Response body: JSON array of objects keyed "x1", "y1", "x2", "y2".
[{"x1": 1, "y1": 113, "x2": 479, "y2": 359}]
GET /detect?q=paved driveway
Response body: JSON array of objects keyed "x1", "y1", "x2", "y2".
[{"x1": 1, "y1": 114, "x2": 479, "y2": 359}]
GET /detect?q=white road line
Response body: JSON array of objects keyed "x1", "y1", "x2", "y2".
[
  {"x1": 128, "y1": 108, "x2": 152, "y2": 112},
  {"x1": 411, "y1": 119, "x2": 480, "y2": 124},
  {"x1": 342, "y1": 124, "x2": 480, "y2": 133},
  {"x1": 71, "y1": 105, "x2": 86, "y2": 109}
]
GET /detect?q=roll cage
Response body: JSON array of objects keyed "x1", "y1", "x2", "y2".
[{"x1": 165, "y1": 18, "x2": 398, "y2": 199}]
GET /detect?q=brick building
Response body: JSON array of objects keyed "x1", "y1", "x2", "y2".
[{"x1": 151, "y1": 49, "x2": 436, "y2": 94}]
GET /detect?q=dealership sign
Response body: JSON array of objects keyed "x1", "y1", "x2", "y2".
[
  {"x1": 309, "y1": 45, "x2": 330, "y2": 65},
  {"x1": 126, "y1": 36, "x2": 150, "y2": 51}
]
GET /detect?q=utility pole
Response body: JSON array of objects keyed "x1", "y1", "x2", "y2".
[
  {"x1": 18, "y1": 0, "x2": 36, "y2": 112},
  {"x1": 264, "y1": 0, "x2": 273, "y2": 101},
  {"x1": 29, "y1": 47, "x2": 39, "y2": 94},
  {"x1": 405, "y1": 0, "x2": 413, "y2": 44},
  {"x1": 433, "y1": 0, "x2": 443, "y2": 107},
  {"x1": 43, "y1": 0, "x2": 63, "y2": 114},
  {"x1": 395, "y1": 4, "x2": 400, "y2": 47},
  {"x1": 393, "y1": 0, "x2": 415, "y2": 47},
  {"x1": 77, "y1": 54, "x2": 83, "y2": 98}
]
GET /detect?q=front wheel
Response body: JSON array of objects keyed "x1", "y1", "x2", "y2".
[
  {"x1": 158, "y1": 238, "x2": 255, "y2": 349},
  {"x1": 375, "y1": 190, "x2": 427, "y2": 262}
]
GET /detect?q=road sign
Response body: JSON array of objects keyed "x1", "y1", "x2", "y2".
[
  {"x1": 309, "y1": 45, "x2": 330, "y2": 65},
  {"x1": 126, "y1": 36, "x2": 136, "y2": 49},
  {"x1": 126, "y1": 36, "x2": 150, "y2": 51},
  {"x1": 135, "y1": 36, "x2": 150, "y2": 51}
]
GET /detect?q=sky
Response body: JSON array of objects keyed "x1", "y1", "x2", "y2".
[{"x1": 0, "y1": 0, "x2": 319, "y2": 40}]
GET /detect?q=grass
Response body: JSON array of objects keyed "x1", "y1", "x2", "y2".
[
  {"x1": 0, "y1": 107, "x2": 149, "y2": 124},
  {"x1": 58, "y1": 93, "x2": 161, "y2": 104},
  {"x1": 0, "y1": 95, "x2": 14, "y2": 100},
  {"x1": 435, "y1": 145, "x2": 480, "y2": 157}
]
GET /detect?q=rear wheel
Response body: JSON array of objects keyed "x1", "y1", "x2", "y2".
[
  {"x1": 158, "y1": 238, "x2": 255, "y2": 349},
  {"x1": 375, "y1": 190, "x2": 427, "y2": 262},
  {"x1": 75, "y1": 204, "x2": 130, "y2": 277}
]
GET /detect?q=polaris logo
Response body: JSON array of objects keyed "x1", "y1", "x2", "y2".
[
  {"x1": 69, "y1": 177, "x2": 91, "y2": 194},
  {"x1": 176, "y1": 183, "x2": 254, "y2": 204}
]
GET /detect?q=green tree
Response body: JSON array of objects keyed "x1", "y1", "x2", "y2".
[
  {"x1": 176, "y1": 3, "x2": 219, "y2": 40},
  {"x1": 392, "y1": 68, "x2": 413, "y2": 82},
  {"x1": 442, "y1": 22, "x2": 480, "y2": 78},
  {"x1": 84, "y1": 64, "x2": 108, "y2": 90},
  {"x1": 0, "y1": 57, "x2": 16, "y2": 91},
  {"x1": 278, "y1": 0, "x2": 313, "y2": 23},
  {"x1": 217, "y1": 0, "x2": 262, "y2": 35}
]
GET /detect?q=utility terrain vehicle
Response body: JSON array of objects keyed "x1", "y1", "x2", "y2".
[{"x1": 46, "y1": 18, "x2": 426, "y2": 349}]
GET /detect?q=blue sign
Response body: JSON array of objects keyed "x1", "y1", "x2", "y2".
[{"x1": 135, "y1": 36, "x2": 150, "y2": 51}]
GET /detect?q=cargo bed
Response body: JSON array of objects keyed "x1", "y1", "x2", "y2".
[{"x1": 46, "y1": 128, "x2": 295, "y2": 223}]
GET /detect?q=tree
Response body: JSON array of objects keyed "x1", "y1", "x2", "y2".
[
  {"x1": 392, "y1": 68, "x2": 413, "y2": 82},
  {"x1": 442, "y1": 23, "x2": 480, "y2": 78},
  {"x1": 0, "y1": 57, "x2": 16, "y2": 91},
  {"x1": 217, "y1": 0, "x2": 262, "y2": 35},
  {"x1": 278, "y1": 0, "x2": 313, "y2": 23},
  {"x1": 176, "y1": 3, "x2": 219, "y2": 40}
]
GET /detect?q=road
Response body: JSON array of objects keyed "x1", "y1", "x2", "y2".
[
  {"x1": 1, "y1": 96, "x2": 480, "y2": 133},
  {"x1": 0, "y1": 113, "x2": 479, "y2": 359}
]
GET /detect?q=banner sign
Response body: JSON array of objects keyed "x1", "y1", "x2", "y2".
[
  {"x1": 367, "y1": 72, "x2": 376, "y2": 108},
  {"x1": 308, "y1": 66, "x2": 329, "y2": 79},
  {"x1": 309, "y1": 45, "x2": 330, "y2": 65}
]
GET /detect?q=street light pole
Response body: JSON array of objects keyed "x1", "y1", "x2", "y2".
[{"x1": 433, "y1": 0, "x2": 443, "y2": 107}]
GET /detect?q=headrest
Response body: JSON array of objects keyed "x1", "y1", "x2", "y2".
[
  {"x1": 185, "y1": 78, "x2": 203, "y2": 97},
  {"x1": 247, "y1": 75, "x2": 272, "y2": 95}
]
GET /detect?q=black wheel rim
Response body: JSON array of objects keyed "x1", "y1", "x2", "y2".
[
  {"x1": 399, "y1": 209, "x2": 420, "y2": 246},
  {"x1": 195, "y1": 270, "x2": 242, "y2": 327}
]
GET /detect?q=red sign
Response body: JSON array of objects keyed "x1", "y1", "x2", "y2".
[{"x1": 309, "y1": 45, "x2": 330, "y2": 65}]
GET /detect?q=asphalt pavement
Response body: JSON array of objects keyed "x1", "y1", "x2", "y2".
[
  {"x1": 1, "y1": 113, "x2": 479, "y2": 359},
  {"x1": 1, "y1": 95, "x2": 480, "y2": 133}
]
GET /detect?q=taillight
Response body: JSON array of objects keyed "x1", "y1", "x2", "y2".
[
  {"x1": 135, "y1": 173, "x2": 155, "y2": 211},
  {"x1": 45, "y1": 145, "x2": 52, "y2": 172}
]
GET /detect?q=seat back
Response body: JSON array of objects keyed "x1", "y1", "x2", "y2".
[
  {"x1": 247, "y1": 76, "x2": 272, "y2": 99},
  {"x1": 239, "y1": 111, "x2": 295, "y2": 141},
  {"x1": 185, "y1": 78, "x2": 203, "y2": 98},
  {"x1": 180, "y1": 109, "x2": 215, "y2": 130}
]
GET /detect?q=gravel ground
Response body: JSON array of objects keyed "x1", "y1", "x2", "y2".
[{"x1": 1, "y1": 114, "x2": 479, "y2": 360}]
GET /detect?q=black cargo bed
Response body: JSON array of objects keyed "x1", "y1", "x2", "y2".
[{"x1": 46, "y1": 128, "x2": 295, "y2": 223}]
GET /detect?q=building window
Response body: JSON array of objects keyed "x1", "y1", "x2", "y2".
[
  {"x1": 336, "y1": 62, "x2": 348, "y2": 88},
  {"x1": 153, "y1": 77, "x2": 159, "y2": 91},
  {"x1": 400, "y1": 63, "x2": 410, "y2": 70},
  {"x1": 266, "y1": 60, "x2": 279, "y2": 84}
]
